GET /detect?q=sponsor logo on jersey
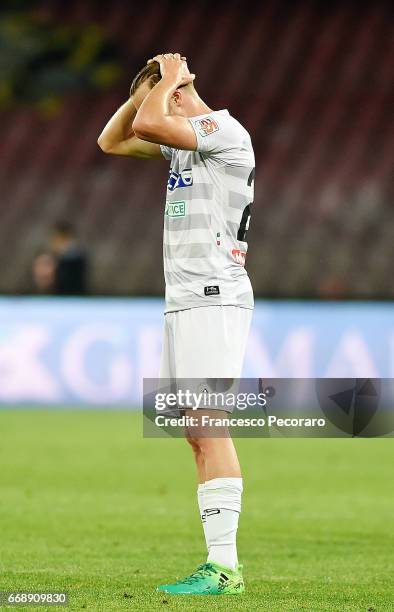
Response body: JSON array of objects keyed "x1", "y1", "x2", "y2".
[
  {"x1": 232, "y1": 249, "x2": 247, "y2": 265},
  {"x1": 167, "y1": 168, "x2": 193, "y2": 192},
  {"x1": 197, "y1": 117, "x2": 219, "y2": 137},
  {"x1": 204, "y1": 285, "x2": 220, "y2": 296},
  {"x1": 165, "y1": 200, "x2": 186, "y2": 217}
]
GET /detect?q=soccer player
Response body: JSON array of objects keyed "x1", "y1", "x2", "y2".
[{"x1": 98, "y1": 53, "x2": 255, "y2": 595}]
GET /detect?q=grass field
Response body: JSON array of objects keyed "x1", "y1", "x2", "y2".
[{"x1": 0, "y1": 410, "x2": 393, "y2": 611}]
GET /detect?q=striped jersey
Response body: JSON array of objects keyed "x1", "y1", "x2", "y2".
[{"x1": 160, "y1": 109, "x2": 255, "y2": 313}]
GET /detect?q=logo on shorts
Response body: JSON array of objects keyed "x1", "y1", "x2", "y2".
[
  {"x1": 165, "y1": 201, "x2": 186, "y2": 217},
  {"x1": 204, "y1": 285, "x2": 220, "y2": 296},
  {"x1": 197, "y1": 117, "x2": 219, "y2": 137}
]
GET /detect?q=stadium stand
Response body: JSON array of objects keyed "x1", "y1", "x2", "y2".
[{"x1": 0, "y1": 0, "x2": 393, "y2": 297}]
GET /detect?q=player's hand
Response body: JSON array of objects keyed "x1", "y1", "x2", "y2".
[
  {"x1": 147, "y1": 53, "x2": 187, "y2": 63},
  {"x1": 148, "y1": 53, "x2": 195, "y2": 87}
]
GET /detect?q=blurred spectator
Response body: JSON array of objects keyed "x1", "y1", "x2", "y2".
[
  {"x1": 318, "y1": 276, "x2": 347, "y2": 300},
  {"x1": 32, "y1": 252, "x2": 56, "y2": 294},
  {"x1": 50, "y1": 221, "x2": 88, "y2": 295}
]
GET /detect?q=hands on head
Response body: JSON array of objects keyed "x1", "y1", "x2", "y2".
[{"x1": 147, "y1": 53, "x2": 195, "y2": 87}]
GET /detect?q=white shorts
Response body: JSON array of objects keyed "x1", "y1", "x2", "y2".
[{"x1": 159, "y1": 305, "x2": 252, "y2": 379}]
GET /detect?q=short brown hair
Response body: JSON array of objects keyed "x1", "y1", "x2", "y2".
[{"x1": 129, "y1": 62, "x2": 161, "y2": 97}]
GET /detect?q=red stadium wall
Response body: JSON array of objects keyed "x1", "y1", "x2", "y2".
[{"x1": 0, "y1": 0, "x2": 393, "y2": 297}]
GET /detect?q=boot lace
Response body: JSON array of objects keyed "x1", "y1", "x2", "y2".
[{"x1": 177, "y1": 563, "x2": 218, "y2": 585}]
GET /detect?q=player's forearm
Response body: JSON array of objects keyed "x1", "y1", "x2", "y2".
[
  {"x1": 132, "y1": 78, "x2": 175, "y2": 139},
  {"x1": 97, "y1": 98, "x2": 137, "y2": 152}
]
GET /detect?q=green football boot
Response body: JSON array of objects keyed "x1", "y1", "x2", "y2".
[{"x1": 157, "y1": 561, "x2": 245, "y2": 595}]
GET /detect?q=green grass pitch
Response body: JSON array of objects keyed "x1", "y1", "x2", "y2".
[{"x1": 0, "y1": 410, "x2": 393, "y2": 611}]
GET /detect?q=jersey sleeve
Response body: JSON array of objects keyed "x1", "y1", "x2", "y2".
[
  {"x1": 160, "y1": 145, "x2": 173, "y2": 160},
  {"x1": 188, "y1": 113, "x2": 252, "y2": 165}
]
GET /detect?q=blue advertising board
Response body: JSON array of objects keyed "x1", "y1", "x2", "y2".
[{"x1": 0, "y1": 298, "x2": 392, "y2": 406}]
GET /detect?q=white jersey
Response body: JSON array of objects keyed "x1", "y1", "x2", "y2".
[{"x1": 160, "y1": 109, "x2": 255, "y2": 313}]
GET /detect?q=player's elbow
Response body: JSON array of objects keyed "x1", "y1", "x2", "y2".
[
  {"x1": 97, "y1": 134, "x2": 113, "y2": 154},
  {"x1": 132, "y1": 118, "x2": 149, "y2": 140},
  {"x1": 132, "y1": 118, "x2": 160, "y2": 141}
]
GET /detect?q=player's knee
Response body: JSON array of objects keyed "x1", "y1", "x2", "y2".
[
  {"x1": 189, "y1": 436, "x2": 209, "y2": 454},
  {"x1": 185, "y1": 435, "x2": 201, "y2": 456},
  {"x1": 193, "y1": 435, "x2": 227, "y2": 456}
]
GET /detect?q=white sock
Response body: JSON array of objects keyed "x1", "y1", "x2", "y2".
[
  {"x1": 197, "y1": 483, "x2": 209, "y2": 552},
  {"x1": 203, "y1": 477, "x2": 243, "y2": 571}
]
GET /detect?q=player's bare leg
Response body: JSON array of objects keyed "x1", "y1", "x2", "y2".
[
  {"x1": 186, "y1": 429, "x2": 241, "y2": 480},
  {"x1": 195, "y1": 435, "x2": 241, "y2": 480},
  {"x1": 185, "y1": 410, "x2": 243, "y2": 572},
  {"x1": 186, "y1": 434, "x2": 206, "y2": 483}
]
